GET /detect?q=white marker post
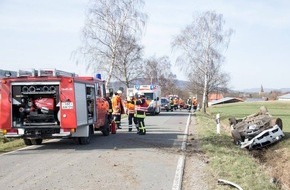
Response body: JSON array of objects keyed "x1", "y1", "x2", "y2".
[{"x1": 216, "y1": 113, "x2": 220, "y2": 134}]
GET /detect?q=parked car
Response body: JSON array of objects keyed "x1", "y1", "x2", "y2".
[{"x1": 161, "y1": 97, "x2": 170, "y2": 111}]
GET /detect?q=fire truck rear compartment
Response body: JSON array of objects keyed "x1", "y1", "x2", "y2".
[{"x1": 12, "y1": 84, "x2": 60, "y2": 131}]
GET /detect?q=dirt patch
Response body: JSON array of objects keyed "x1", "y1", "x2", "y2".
[{"x1": 251, "y1": 147, "x2": 290, "y2": 190}]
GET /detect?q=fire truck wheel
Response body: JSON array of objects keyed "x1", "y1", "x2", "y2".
[
  {"x1": 23, "y1": 139, "x2": 32, "y2": 146},
  {"x1": 101, "y1": 118, "x2": 110, "y2": 136},
  {"x1": 31, "y1": 138, "x2": 43, "y2": 145},
  {"x1": 79, "y1": 125, "x2": 93, "y2": 145},
  {"x1": 79, "y1": 137, "x2": 90, "y2": 145}
]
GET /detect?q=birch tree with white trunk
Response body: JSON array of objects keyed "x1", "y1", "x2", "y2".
[
  {"x1": 77, "y1": 0, "x2": 147, "y2": 87},
  {"x1": 172, "y1": 11, "x2": 233, "y2": 113}
]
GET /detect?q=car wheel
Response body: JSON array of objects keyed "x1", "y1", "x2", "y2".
[
  {"x1": 275, "y1": 118, "x2": 283, "y2": 130},
  {"x1": 229, "y1": 117, "x2": 237, "y2": 126}
]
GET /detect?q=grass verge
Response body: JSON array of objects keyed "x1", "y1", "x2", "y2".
[{"x1": 0, "y1": 132, "x2": 25, "y2": 153}]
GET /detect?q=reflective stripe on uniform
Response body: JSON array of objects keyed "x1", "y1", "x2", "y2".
[
  {"x1": 139, "y1": 122, "x2": 145, "y2": 132},
  {"x1": 135, "y1": 113, "x2": 146, "y2": 118},
  {"x1": 136, "y1": 107, "x2": 147, "y2": 112},
  {"x1": 128, "y1": 110, "x2": 135, "y2": 114}
]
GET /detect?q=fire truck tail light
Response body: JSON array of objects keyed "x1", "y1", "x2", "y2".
[
  {"x1": 6, "y1": 129, "x2": 18, "y2": 135},
  {"x1": 68, "y1": 79, "x2": 72, "y2": 83},
  {"x1": 2, "y1": 80, "x2": 7, "y2": 84},
  {"x1": 63, "y1": 128, "x2": 71, "y2": 132}
]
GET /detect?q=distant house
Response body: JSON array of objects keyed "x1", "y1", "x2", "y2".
[
  {"x1": 209, "y1": 97, "x2": 244, "y2": 106},
  {"x1": 208, "y1": 93, "x2": 224, "y2": 102},
  {"x1": 278, "y1": 93, "x2": 290, "y2": 101}
]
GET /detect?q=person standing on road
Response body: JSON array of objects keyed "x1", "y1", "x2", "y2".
[
  {"x1": 135, "y1": 92, "x2": 148, "y2": 135},
  {"x1": 105, "y1": 90, "x2": 113, "y2": 124},
  {"x1": 186, "y1": 97, "x2": 192, "y2": 112},
  {"x1": 178, "y1": 98, "x2": 184, "y2": 110},
  {"x1": 111, "y1": 90, "x2": 124, "y2": 129},
  {"x1": 126, "y1": 92, "x2": 138, "y2": 132},
  {"x1": 169, "y1": 97, "x2": 174, "y2": 112},
  {"x1": 192, "y1": 97, "x2": 198, "y2": 112},
  {"x1": 173, "y1": 97, "x2": 179, "y2": 110}
]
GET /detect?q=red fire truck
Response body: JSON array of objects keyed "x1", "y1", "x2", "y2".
[{"x1": 0, "y1": 69, "x2": 111, "y2": 145}]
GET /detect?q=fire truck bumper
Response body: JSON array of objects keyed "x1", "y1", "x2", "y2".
[
  {"x1": 3, "y1": 128, "x2": 25, "y2": 138},
  {"x1": 3, "y1": 128, "x2": 72, "y2": 138},
  {"x1": 4, "y1": 134, "x2": 24, "y2": 138}
]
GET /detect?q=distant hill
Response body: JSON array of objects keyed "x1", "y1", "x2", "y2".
[
  {"x1": 109, "y1": 79, "x2": 189, "y2": 92},
  {"x1": 175, "y1": 80, "x2": 190, "y2": 89},
  {"x1": 241, "y1": 88, "x2": 290, "y2": 93},
  {"x1": 110, "y1": 80, "x2": 290, "y2": 94}
]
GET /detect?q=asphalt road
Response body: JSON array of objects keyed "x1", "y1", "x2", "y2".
[{"x1": 0, "y1": 110, "x2": 191, "y2": 190}]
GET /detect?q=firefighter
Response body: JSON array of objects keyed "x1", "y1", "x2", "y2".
[
  {"x1": 186, "y1": 97, "x2": 192, "y2": 112},
  {"x1": 192, "y1": 97, "x2": 198, "y2": 112},
  {"x1": 105, "y1": 90, "x2": 113, "y2": 124},
  {"x1": 173, "y1": 97, "x2": 179, "y2": 110},
  {"x1": 111, "y1": 90, "x2": 124, "y2": 129},
  {"x1": 135, "y1": 92, "x2": 148, "y2": 135},
  {"x1": 169, "y1": 97, "x2": 174, "y2": 112},
  {"x1": 126, "y1": 92, "x2": 138, "y2": 132},
  {"x1": 178, "y1": 98, "x2": 184, "y2": 110}
]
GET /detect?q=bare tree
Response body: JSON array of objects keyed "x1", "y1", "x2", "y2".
[
  {"x1": 77, "y1": 0, "x2": 147, "y2": 87},
  {"x1": 143, "y1": 56, "x2": 177, "y2": 96},
  {"x1": 172, "y1": 11, "x2": 233, "y2": 113},
  {"x1": 113, "y1": 35, "x2": 144, "y2": 88},
  {"x1": 187, "y1": 61, "x2": 230, "y2": 106}
]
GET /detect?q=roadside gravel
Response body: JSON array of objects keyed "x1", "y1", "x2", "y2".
[{"x1": 182, "y1": 115, "x2": 215, "y2": 190}]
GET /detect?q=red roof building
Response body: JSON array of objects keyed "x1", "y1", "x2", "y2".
[{"x1": 208, "y1": 93, "x2": 224, "y2": 102}]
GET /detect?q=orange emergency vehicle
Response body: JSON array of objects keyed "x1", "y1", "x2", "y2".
[{"x1": 0, "y1": 69, "x2": 111, "y2": 145}]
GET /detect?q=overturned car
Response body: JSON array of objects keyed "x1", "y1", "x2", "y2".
[{"x1": 229, "y1": 106, "x2": 284, "y2": 150}]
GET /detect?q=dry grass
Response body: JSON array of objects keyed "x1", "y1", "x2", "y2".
[{"x1": 251, "y1": 145, "x2": 290, "y2": 190}]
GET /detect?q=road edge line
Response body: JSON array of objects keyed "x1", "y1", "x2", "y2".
[{"x1": 172, "y1": 113, "x2": 191, "y2": 190}]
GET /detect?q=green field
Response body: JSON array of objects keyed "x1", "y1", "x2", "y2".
[
  {"x1": 195, "y1": 101, "x2": 290, "y2": 190},
  {"x1": 208, "y1": 101, "x2": 290, "y2": 133}
]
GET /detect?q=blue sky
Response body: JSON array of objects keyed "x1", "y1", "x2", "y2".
[{"x1": 0, "y1": 0, "x2": 289, "y2": 90}]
